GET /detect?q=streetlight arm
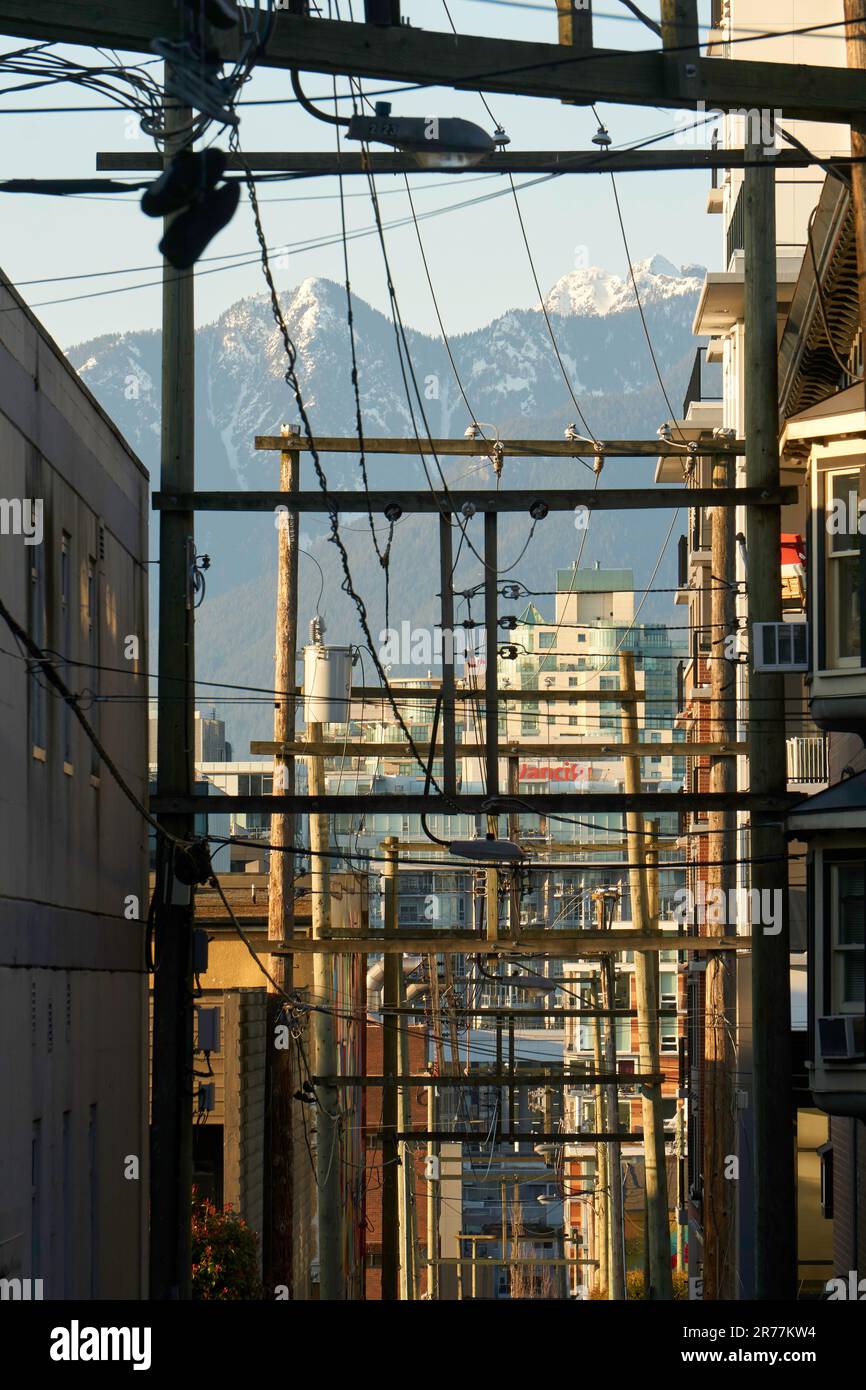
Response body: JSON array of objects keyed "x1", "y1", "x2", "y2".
[{"x1": 290, "y1": 69, "x2": 350, "y2": 127}]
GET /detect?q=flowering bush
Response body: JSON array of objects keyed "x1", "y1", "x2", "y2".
[
  {"x1": 191, "y1": 1191, "x2": 264, "y2": 1300},
  {"x1": 589, "y1": 1270, "x2": 688, "y2": 1300}
]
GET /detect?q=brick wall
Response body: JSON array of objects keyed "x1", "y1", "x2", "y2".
[{"x1": 831, "y1": 1115, "x2": 866, "y2": 1278}]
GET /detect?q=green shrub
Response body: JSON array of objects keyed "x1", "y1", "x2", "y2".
[
  {"x1": 191, "y1": 1191, "x2": 264, "y2": 1300},
  {"x1": 590, "y1": 1270, "x2": 689, "y2": 1301}
]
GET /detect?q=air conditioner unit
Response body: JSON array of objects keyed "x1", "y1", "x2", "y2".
[
  {"x1": 818, "y1": 1014, "x2": 866, "y2": 1061},
  {"x1": 753, "y1": 621, "x2": 808, "y2": 673}
]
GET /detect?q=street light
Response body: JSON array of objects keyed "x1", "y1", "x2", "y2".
[
  {"x1": 291, "y1": 72, "x2": 510, "y2": 170},
  {"x1": 347, "y1": 105, "x2": 509, "y2": 169},
  {"x1": 448, "y1": 836, "x2": 526, "y2": 863}
]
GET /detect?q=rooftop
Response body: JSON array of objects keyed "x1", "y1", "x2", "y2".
[{"x1": 555, "y1": 566, "x2": 634, "y2": 594}]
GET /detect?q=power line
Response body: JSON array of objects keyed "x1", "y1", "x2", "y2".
[
  {"x1": 0, "y1": 590, "x2": 177, "y2": 845},
  {"x1": 232, "y1": 128, "x2": 455, "y2": 804}
]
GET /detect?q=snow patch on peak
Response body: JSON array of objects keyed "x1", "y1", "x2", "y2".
[
  {"x1": 289, "y1": 275, "x2": 340, "y2": 311},
  {"x1": 287, "y1": 276, "x2": 342, "y2": 351},
  {"x1": 540, "y1": 256, "x2": 702, "y2": 319},
  {"x1": 543, "y1": 266, "x2": 621, "y2": 318},
  {"x1": 632, "y1": 253, "x2": 681, "y2": 280}
]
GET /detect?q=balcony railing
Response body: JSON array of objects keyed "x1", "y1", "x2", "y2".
[
  {"x1": 787, "y1": 735, "x2": 829, "y2": 785},
  {"x1": 727, "y1": 184, "x2": 745, "y2": 267},
  {"x1": 682, "y1": 346, "x2": 721, "y2": 418}
]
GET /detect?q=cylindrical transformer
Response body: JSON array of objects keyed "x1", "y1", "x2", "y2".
[{"x1": 303, "y1": 644, "x2": 353, "y2": 725}]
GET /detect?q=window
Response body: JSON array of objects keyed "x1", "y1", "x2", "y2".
[
  {"x1": 660, "y1": 1018, "x2": 678, "y2": 1054},
  {"x1": 60, "y1": 533, "x2": 72, "y2": 764},
  {"x1": 568, "y1": 677, "x2": 578, "y2": 687},
  {"x1": 31, "y1": 1119, "x2": 41, "y2": 1279},
  {"x1": 818, "y1": 1143, "x2": 834, "y2": 1220},
  {"x1": 829, "y1": 862, "x2": 865, "y2": 1013},
  {"x1": 86, "y1": 558, "x2": 99, "y2": 774},
  {"x1": 660, "y1": 971, "x2": 677, "y2": 1007},
  {"x1": 30, "y1": 547, "x2": 47, "y2": 750},
  {"x1": 826, "y1": 471, "x2": 861, "y2": 666},
  {"x1": 88, "y1": 1104, "x2": 99, "y2": 1297},
  {"x1": 538, "y1": 632, "x2": 556, "y2": 649},
  {"x1": 62, "y1": 1111, "x2": 72, "y2": 1297}
]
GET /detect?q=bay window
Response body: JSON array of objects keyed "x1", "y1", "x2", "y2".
[{"x1": 826, "y1": 469, "x2": 861, "y2": 667}]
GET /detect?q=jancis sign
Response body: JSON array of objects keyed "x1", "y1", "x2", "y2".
[{"x1": 519, "y1": 762, "x2": 589, "y2": 782}]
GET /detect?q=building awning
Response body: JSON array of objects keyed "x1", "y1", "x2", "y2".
[
  {"x1": 780, "y1": 381, "x2": 866, "y2": 453},
  {"x1": 788, "y1": 769, "x2": 866, "y2": 835},
  {"x1": 692, "y1": 258, "x2": 800, "y2": 337}
]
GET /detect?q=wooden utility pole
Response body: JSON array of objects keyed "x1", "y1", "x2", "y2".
[
  {"x1": 9, "y1": 5, "x2": 866, "y2": 121},
  {"x1": 442, "y1": 955, "x2": 463, "y2": 1079},
  {"x1": 555, "y1": 0, "x2": 591, "y2": 49},
  {"x1": 264, "y1": 425, "x2": 300, "y2": 1295},
  {"x1": 591, "y1": 973, "x2": 609, "y2": 1297},
  {"x1": 703, "y1": 453, "x2": 738, "y2": 1301},
  {"x1": 381, "y1": 837, "x2": 400, "y2": 1300},
  {"x1": 846, "y1": 2, "x2": 866, "y2": 412},
  {"x1": 501, "y1": 1176, "x2": 509, "y2": 1298},
  {"x1": 743, "y1": 129, "x2": 795, "y2": 1301},
  {"x1": 425, "y1": 953, "x2": 443, "y2": 1299},
  {"x1": 597, "y1": 894, "x2": 625, "y2": 1300},
  {"x1": 397, "y1": 996, "x2": 417, "y2": 1300},
  {"x1": 660, "y1": 0, "x2": 698, "y2": 52},
  {"x1": 306, "y1": 724, "x2": 344, "y2": 1299},
  {"x1": 620, "y1": 653, "x2": 672, "y2": 1300},
  {"x1": 426, "y1": 1083, "x2": 439, "y2": 1300},
  {"x1": 485, "y1": 822, "x2": 500, "y2": 943},
  {"x1": 150, "y1": 79, "x2": 196, "y2": 1303}
]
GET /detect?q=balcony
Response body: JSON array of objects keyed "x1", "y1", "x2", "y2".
[
  {"x1": 682, "y1": 346, "x2": 722, "y2": 420},
  {"x1": 727, "y1": 184, "x2": 744, "y2": 269},
  {"x1": 787, "y1": 735, "x2": 829, "y2": 789}
]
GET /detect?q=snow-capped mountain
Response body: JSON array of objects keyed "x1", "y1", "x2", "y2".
[
  {"x1": 65, "y1": 260, "x2": 709, "y2": 755},
  {"x1": 542, "y1": 255, "x2": 704, "y2": 319}
]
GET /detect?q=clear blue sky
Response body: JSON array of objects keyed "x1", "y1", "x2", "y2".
[{"x1": 0, "y1": 1, "x2": 725, "y2": 350}]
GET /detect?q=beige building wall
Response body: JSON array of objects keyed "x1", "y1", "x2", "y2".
[{"x1": 0, "y1": 270, "x2": 149, "y2": 1298}]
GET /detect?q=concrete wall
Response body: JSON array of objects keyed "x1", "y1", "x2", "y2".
[
  {"x1": 223, "y1": 989, "x2": 267, "y2": 1260},
  {"x1": 0, "y1": 270, "x2": 149, "y2": 1298}
]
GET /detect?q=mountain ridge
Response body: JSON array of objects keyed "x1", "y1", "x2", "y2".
[{"x1": 64, "y1": 258, "x2": 710, "y2": 757}]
